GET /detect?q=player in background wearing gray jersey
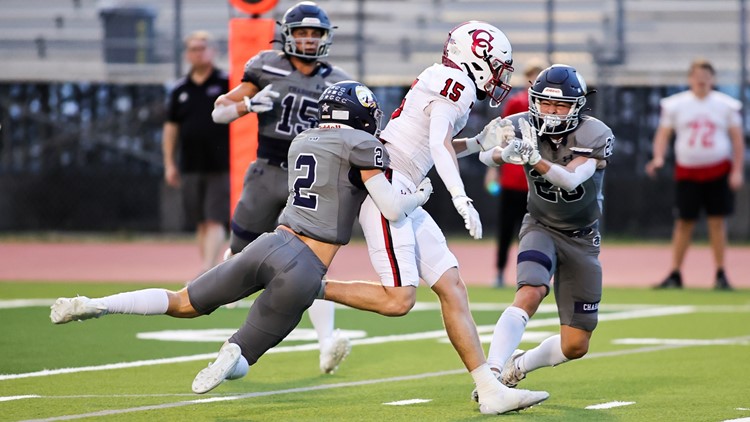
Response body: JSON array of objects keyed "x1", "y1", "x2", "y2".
[
  {"x1": 211, "y1": 1, "x2": 352, "y2": 374},
  {"x1": 50, "y1": 81, "x2": 433, "y2": 395},
  {"x1": 474, "y1": 64, "x2": 614, "y2": 396}
]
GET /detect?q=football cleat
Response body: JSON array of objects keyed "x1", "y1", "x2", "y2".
[
  {"x1": 319, "y1": 329, "x2": 352, "y2": 374},
  {"x1": 478, "y1": 387, "x2": 549, "y2": 415},
  {"x1": 192, "y1": 342, "x2": 242, "y2": 394},
  {"x1": 50, "y1": 296, "x2": 106, "y2": 324},
  {"x1": 501, "y1": 349, "x2": 527, "y2": 388},
  {"x1": 654, "y1": 271, "x2": 682, "y2": 289}
]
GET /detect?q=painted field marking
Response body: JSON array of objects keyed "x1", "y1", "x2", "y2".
[
  {"x1": 723, "y1": 418, "x2": 750, "y2": 422},
  {"x1": 0, "y1": 304, "x2": 734, "y2": 381},
  {"x1": 585, "y1": 401, "x2": 635, "y2": 410},
  {"x1": 19, "y1": 369, "x2": 463, "y2": 422},
  {"x1": 0, "y1": 395, "x2": 40, "y2": 402},
  {"x1": 613, "y1": 338, "x2": 750, "y2": 346},
  {"x1": 383, "y1": 399, "x2": 432, "y2": 406},
  {"x1": 11, "y1": 334, "x2": 750, "y2": 421}
]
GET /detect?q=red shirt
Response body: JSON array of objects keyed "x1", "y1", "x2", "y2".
[{"x1": 497, "y1": 91, "x2": 530, "y2": 191}]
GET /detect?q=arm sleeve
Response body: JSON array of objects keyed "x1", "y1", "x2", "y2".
[
  {"x1": 542, "y1": 158, "x2": 597, "y2": 192},
  {"x1": 364, "y1": 172, "x2": 421, "y2": 222},
  {"x1": 427, "y1": 100, "x2": 465, "y2": 195}
]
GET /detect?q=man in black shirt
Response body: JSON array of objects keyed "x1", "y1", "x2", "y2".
[{"x1": 163, "y1": 30, "x2": 230, "y2": 273}]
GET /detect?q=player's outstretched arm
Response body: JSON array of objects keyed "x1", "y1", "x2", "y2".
[{"x1": 362, "y1": 170, "x2": 432, "y2": 222}]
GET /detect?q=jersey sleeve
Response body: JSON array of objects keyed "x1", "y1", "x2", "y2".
[
  {"x1": 240, "y1": 51, "x2": 268, "y2": 86},
  {"x1": 164, "y1": 80, "x2": 181, "y2": 123},
  {"x1": 573, "y1": 118, "x2": 615, "y2": 161},
  {"x1": 325, "y1": 65, "x2": 352, "y2": 83},
  {"x1": 658, "y1": 95, "x2": 679, "y2": 129},
  {"x1": 348, "y1": 134, "x2": 390, "y2": 170}
]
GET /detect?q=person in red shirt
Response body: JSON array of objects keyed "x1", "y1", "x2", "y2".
[{"x1": 484, "y1": 63, "x2": 545, "y2": 287}]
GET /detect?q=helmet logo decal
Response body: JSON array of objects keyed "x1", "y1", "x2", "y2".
[
  {"x1": 355, "y1": 85, "x2": 377, "y2": 109},
  {"x1": 541, "y1": 87, "x2": 563, "y2": 96},
  {"x1": 469, "y1": 29, "x2": 494, "y2": 59}
]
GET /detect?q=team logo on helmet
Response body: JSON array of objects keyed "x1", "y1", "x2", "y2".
[
  {"x1": 355, "y1": 85, "x2": 377, "y2": 109},
  {"x1": 470, "y1": 29, "x2": 494, "y2": 59}
]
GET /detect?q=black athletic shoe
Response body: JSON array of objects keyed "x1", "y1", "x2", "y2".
[
  {"x1": 654, "y1": 271, "x2": 683, "y2": 289},
  {"x1": 714, "y1": 270, "x2": 733, "y2": 291}
]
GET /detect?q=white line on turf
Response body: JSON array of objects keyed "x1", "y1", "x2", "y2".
[
  {"x1": 585, "y1": 401, "x2": 635, "y2": 409},
  {"x1": 0, "y1": 395, "x2": 40, "y2": 402},
  {"x1": 0, "y1": 304, "x2": 727, "y2": 381},
  {"x1": 19, "y1": 370, "x2": 464, "y2": 422},
  {"x1": 384, "y1": 399, "x2": 432, "y2": 405}
]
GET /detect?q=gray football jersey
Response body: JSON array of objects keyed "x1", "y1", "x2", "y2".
[
  {"x1": 509, "y1": 113, "x2": 615, "y2": 230},
  {"x1": 278, "y1": 127, "x2": 389, "y2": 245},
  {"x1": 242, "y1": 51, "x2": 351, "y2": 161}
]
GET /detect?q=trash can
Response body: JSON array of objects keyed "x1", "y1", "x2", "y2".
[{"x1": 100, "y1": 6, "x2": 157, "y2": 63}]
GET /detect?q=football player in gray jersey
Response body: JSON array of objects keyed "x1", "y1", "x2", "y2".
[
  {"x1": 211, "y1": 1, "x2": 352, "y2": 374},
  {"x1": 476, "y1": 64, "x2": 615, "y2": 392},
  {"x1": 50, "y1": 81, "x2": 432, "y2": 395}
]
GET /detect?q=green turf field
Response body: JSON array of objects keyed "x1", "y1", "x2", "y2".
[{"x1": 1, "y1": 282, "x2": 749, "y2": 421}]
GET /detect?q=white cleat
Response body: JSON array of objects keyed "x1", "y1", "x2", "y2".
[
  {"x1": 319, "y1": 330, "x2": 352, "y2": 374},
  {"x1": 501, "y1": 349, "x2": 527, "y2": 388},
  {"x1": 192, "y1": 342, "x2": 242, "y2": 394},
  {"x1": 478, "y1": 387, "x2": 549, "y2": 415},
  {"x1": 49, "y1": 296, "x2": 106, "y2": 324}
]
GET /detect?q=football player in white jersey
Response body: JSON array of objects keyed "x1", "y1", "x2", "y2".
[
  {"x1": 476, "y1": 64, "x2": 614, "y2": 396},
  {"x1": 321, "y1": 21, "x2": 550, "y2": 414},
  {"x1": 646, "y1": 58, "x2": 745, "y2": 290},
  {"x1": 210, "y1": 1, "x2": 352, "y2": 373}
]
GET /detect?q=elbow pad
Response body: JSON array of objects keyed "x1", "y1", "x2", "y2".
[{"x1": 212, "y1": 103, "x2": 239, "y2": 124}]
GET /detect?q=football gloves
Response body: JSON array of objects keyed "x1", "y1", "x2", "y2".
[
  {"x1": 517, "y1": 119, "x2": 542, "y2": 166},
  {"x1": 243, "y1": 84, "x2": 280, "y2": 114},
  {"x1": 451, "y1": 194, "x2": 482, "y2": 240},
  {"x1": 474, "y1": 118, "x2": 516, "y2": 151},
  {"x1": 414, "y1": 177, "x2": 433, "y2": 206}
]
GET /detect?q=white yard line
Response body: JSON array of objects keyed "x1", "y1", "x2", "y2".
[
  {"x1": 585, "y1": 401, "x2": 636, "y2": 409},
  {"x1": 4, "y1": 302, "x2": 749, "y2": 420}
]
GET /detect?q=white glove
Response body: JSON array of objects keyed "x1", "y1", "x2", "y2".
[
  {"x1": 518, "y1": 119, "x2": 542, "y2": 165},
  {"x1": 474, "y1": 118, "x2": 516, "y2": 151},
  {"x1": 451, "y1": 195, "x2": 483, "y2": 240},
  {"x1": 243, "y1": 84, "x2": 280, "y2": 113},
  {"x1": 414, "y1": 177, "x2": 433, "y2": 206},
  {"x1": 500, "y1": 139, "x2": 526, "y2": 165}
]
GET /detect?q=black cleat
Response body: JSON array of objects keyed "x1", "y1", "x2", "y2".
[
  {"x1": 714, "y1": 270, "x2": 733, "y2": 291},
  {"x1": 654, "y1": 271, "x2": 683, "y2": 289}
]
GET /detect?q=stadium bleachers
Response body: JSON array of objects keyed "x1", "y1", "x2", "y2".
[{"x1": 0, "y1": 0, "x2": 746, "y2": 86}]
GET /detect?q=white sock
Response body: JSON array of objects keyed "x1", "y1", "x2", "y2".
[
  {"x1": 471, "y1": 363, "x2": 506, "y2": 396},
  {"x1": 487, "y1": 306, "x2": 529, "y2": 370},
  {"x1": 308, "y1": 299, "x2": 335, "y2": 344},
  {"x1": 519, "y1": 334, "x2": 569, "y2": 374},
  {"x1": 227, "y1": 355, "x2": 249, "y2": 380},
  {"x1": 95, "y1": 288, "x2": 169, "y2": 315}
]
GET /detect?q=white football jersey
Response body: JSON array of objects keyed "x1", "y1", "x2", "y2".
[
  {"x1": 659, "y1": 90, "x2": 742, "y2": 167},
  {"x1": 380, "y1": 64, "x2": 477, "y2": 185}
]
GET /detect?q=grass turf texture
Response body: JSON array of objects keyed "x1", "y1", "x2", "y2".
[{"x1": 1, "y1": 282, "x2": 749, "y2": 421}]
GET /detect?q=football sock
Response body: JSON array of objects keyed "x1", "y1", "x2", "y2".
[
  {"x1": 308, "y1": 299, "x2": 335, "y2": 343},
  {"x1": 471, "y1": 363, "x2": 505, "y2": 395},
  {"x1": 487, "y1": 306, "x2": 529, "y2": 370},
  {"x1": 95, "y1": 288, "x2": 169, "y2": 315},
  {"x1": 520, "y1": 334, "x2": 568, "y2": 374}
]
